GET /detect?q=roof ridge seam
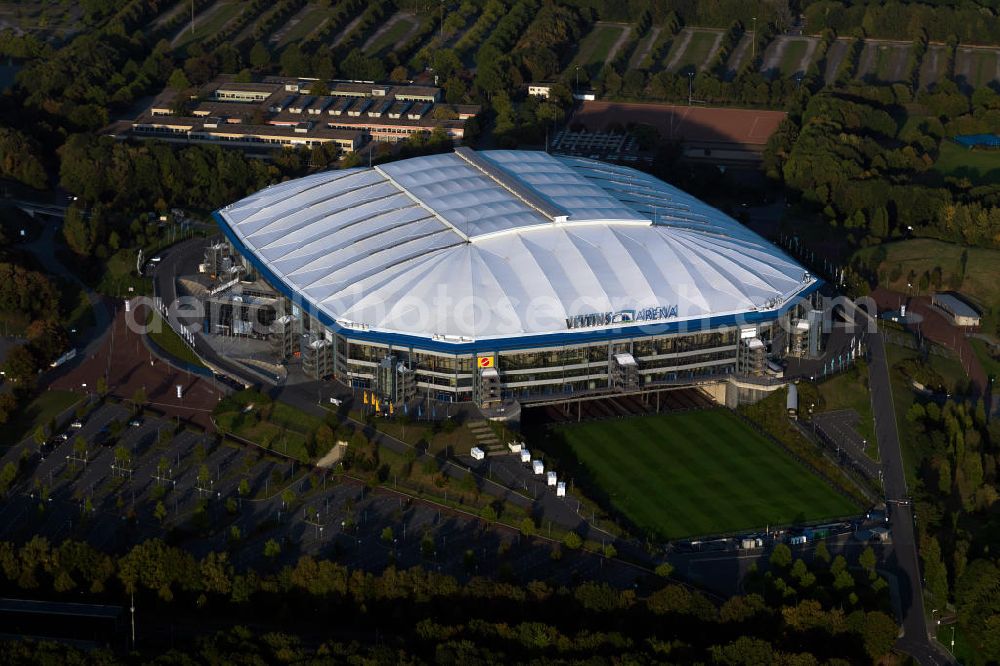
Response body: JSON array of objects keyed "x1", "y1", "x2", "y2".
[{"x1": 374, "y1": 164, "x2": 471, "y2": 243}]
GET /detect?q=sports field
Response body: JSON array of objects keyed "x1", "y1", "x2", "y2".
[
  {"x1": 566, "y1": 23, "x2": 629, "y2": 78},
  {"x1": 663, "y1": 29, "x2": 720, "y2": 74},
  {"x1": 555, "y1": 409, "x2": 858, "y2": 539},
  {"x1": 570, "y1": 101, "x2": 785, "y2": 145}
]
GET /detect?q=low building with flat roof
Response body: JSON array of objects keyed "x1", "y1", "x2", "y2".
[
  {"x1": 124, "y1": 75, "x2": 478, "y2": 152},
  {"x1": 931, "y1": 293, "x2": 981, "y2": 327}
]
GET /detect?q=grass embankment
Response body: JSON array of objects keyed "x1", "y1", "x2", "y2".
[
  {"x1": 0, "y1": 390, "x2": 81, "y2": 445},
  {"x1": 883, "y1": 338, "x2": 969, "y2": 487},
  {"x1": 145, "y1": 310, "x2": 205, "y2": 369},
  {"x1": 815, "y1": 362, "x2": 879, "y2": 459},
  {"x1": 854, "y1": 238, "x2": 1000, "y2": 334},
  {"x1": 549, "y1": 408, "x2": 858, "y2": 539},
  {"x1": 970, "y1": 338, "x2": 1000, "y2": 380},
  {"x1": 214, "y1": 392, "x2": 325, "y2": 463}
]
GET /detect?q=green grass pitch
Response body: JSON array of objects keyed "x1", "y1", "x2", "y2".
[{"x1": 553, "y1": 409, "x2": 859, "y2": 539}]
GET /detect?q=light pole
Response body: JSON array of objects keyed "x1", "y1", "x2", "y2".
[
  {"x1": 575, "y1": 65, "x2": 580, "y2": 93},
  {"x1": 687, "y1": 72, "x2": 694, "y2": 105},
  {"x1": 751, "y1": 17, "x2": 758, "y2": 59}
]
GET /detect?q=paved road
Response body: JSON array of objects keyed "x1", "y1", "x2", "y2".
[
  {"x1": 22, "y1": 220, "x2": 111, "y2": 361},
  {"x1": 869, "y1": 331, "x2": 954, "y2": 665}
]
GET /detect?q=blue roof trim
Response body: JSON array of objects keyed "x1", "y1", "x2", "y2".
[{"x1": 213, "y1": 210, "x2": 822, "y2": 354}]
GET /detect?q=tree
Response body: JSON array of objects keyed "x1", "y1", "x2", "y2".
[
  {"x1": 519, "y1": 517, "x2": 535, "y2": 537},
  {"x1": 62, "y1": 205, "x2": 100, "y2": 256},
  {"x1": 479, "y1": 504, "x2": 497, "y2": 523},
  {"x1": 389, "y1": 65, "x2": 408, "y2": 83},
  {"x1": 563, "y1": 531, "x2": 582, "y2": 550},
  {"x1": 0, "y1": 127, "x2": 47, "y2": 189},
  {"x1": 655, "y1": 562, "x2": 674, "y2": 578},
  {"x1": 814, "y1": 540, "x2": 831, "y2": 564},
  {"x1": 279, "y1": 44, "x2": 307, "y2": 77},
  {"x1": 197, "y1": 464, "x2": 210, "y2": 490},
  {"x1": 33, "y1": 426, "x2": 47, "y2": 447},
  {"x1": 167, "y1": 68, "x2": 190, "y2": 90},
  {"x1": 0, "y1": 461, "x2": 17, "y2": 496},
  {"x1": 281, "y1": 487, "x2": 294, "y2": 508},
  {"x1": 444, "y1": 77, "x2": 467, "y2": 104},
  {"x1": 73, "y1": 436, "x2": 87, "y2": 460},
  {"x1": 95, "y1": 376, "x2": 108, "y2": 397},
  {"x1": 770, "y1": 543, "x2": 792, "y2": 569},
  {"x1": 859, "y1": 546, "x2": 877, "y2": 578},
  {"x1": 3, "y1": 345, "x2": 37, "y2": 385},
  {"x1": 0, "y1": 393, "x2": 17, "y2": 424},
  {"x1": 264, "y1": 539, "x2": 281, "y2": 559},
  {"x1": 381, "y1": 526, "x2": 394, "y2": 544},
  {"x1": 861, "y1": 611, "x2": 898, "y2": 660},
  {"x1": 238, "y1": 478, "x2": 250, "y2": 497},
  {"x1": 249, "y1": 42, "x2": 270, "y2": 71},
  {"x1": 154, "y1": 501, "x2": 167, "y2": 523},
  {"x1": 131, "y1": 386, "x2": 147, "y2": 410}
]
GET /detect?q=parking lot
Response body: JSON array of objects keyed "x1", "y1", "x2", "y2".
[
  {"x1": 812, "y1": 409, "x2": 881, "y2": 480},
  {"x1": 0, "y1": 401, "x2": 646, "y2": 588}
]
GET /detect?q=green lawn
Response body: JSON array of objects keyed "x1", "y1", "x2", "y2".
[
  {"x1": 567, "y1": 24, "x2": 627, "y2": 78},
  {"x1": 815, "y1": 364, "x2": 879, "y2": 460},
  {"x1": 779, "y1": 39, "x2": 809, "y2": 78},
  {"x1": 174, "y1": 0, "x2": 244, "y2": 50},
  {"x1": 965, "y1": 49, "x2": 999, "y2": 89},
  {"x1": 552, "y1": 409, "x2": 858, "y2": 539},
  {"x1": 933, "y1": 140, "x2": 1000, "y2": 185},
  {"x1": 873, "y1": 44, "x2": 907, "y2": 82},
  {"x1": 665, "y1": 29, "x2": 718, "y2": 74},
  {"x1": 276, "y1": 2, "x2": 325, "y2": 46},
  {"x1": 0, "y1": 390, "x2": 81, "y2": 445},
  {"x1": 936, "y1": 622, "x2": 976, "y2": 666},
  {"x1": 146, "y1": 310, "x2": 205, "y2": 369},
  {"x1": 365, "y1": 13, "x2": 416, "y2": 55}
]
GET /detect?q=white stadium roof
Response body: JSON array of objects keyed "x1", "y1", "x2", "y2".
[{"x1": 216, "y1": 149, "x2": 815, "y2": 344}]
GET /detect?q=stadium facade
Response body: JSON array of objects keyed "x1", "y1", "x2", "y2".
[{"x1": 210, "y1": 148, "x2": 819, "y2": 408}]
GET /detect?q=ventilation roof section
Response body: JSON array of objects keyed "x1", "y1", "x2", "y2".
[{"x1": 453, "y1": 146, "x2": 569, "y2": 222}]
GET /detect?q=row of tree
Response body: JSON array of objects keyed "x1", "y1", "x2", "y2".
[
  {"x1": 0, "y1": 534, "x2": 900, "y2": 662},
  {"x1": 900, "y1": 395, "x2": 1000, "y2": 661},
  {"x1": 804, "y1": 0, "x2": 1000, "y2": 44}
]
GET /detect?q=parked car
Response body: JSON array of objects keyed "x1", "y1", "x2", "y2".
[
  {"x1": 94, "y1": 427, "x2": 113, "y2": 447},
  {"x1": 128, "y1": 419, "x2": 142, "y2": 428},
  {"x1": 69, "y1": 420, "x2": 84, "y2": 429}
]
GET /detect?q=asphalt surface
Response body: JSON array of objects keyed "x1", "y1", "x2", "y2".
[
  {"x1": 812, "y1": 410, "x2": 881, "y2": 479},
  {"x1": 869, "y1": 331, "x2": 955, "y2": 666}
]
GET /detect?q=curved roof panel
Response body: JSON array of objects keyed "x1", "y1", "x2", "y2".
[{"x1": 217, "y1": 150, "x2": 815, "y2": 343}]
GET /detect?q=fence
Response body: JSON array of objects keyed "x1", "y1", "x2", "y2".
[{"x1": 732, "y1": 409, "x2": 873, "y2": 507}]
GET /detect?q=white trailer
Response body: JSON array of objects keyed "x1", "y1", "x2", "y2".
[
  {"x1": 556, "y1": 481, "x2": 566, "y2": 497},
  {"x1": 520, "y1": 449, "x2": 531, "y2": 463},
  {"x1": 546, "y1": 471, "x2": 557, "y2": 486},
  {"x1": 470, "y1": 447, "x2": 485, "y2": 460},
  {"x1": 532, "y1": 460, "x2": 544, "y2": 475}
]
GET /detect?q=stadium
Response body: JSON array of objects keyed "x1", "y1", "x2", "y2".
[{"x1": 209, "y1": 148, "x2": 819, "y2": 408}]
